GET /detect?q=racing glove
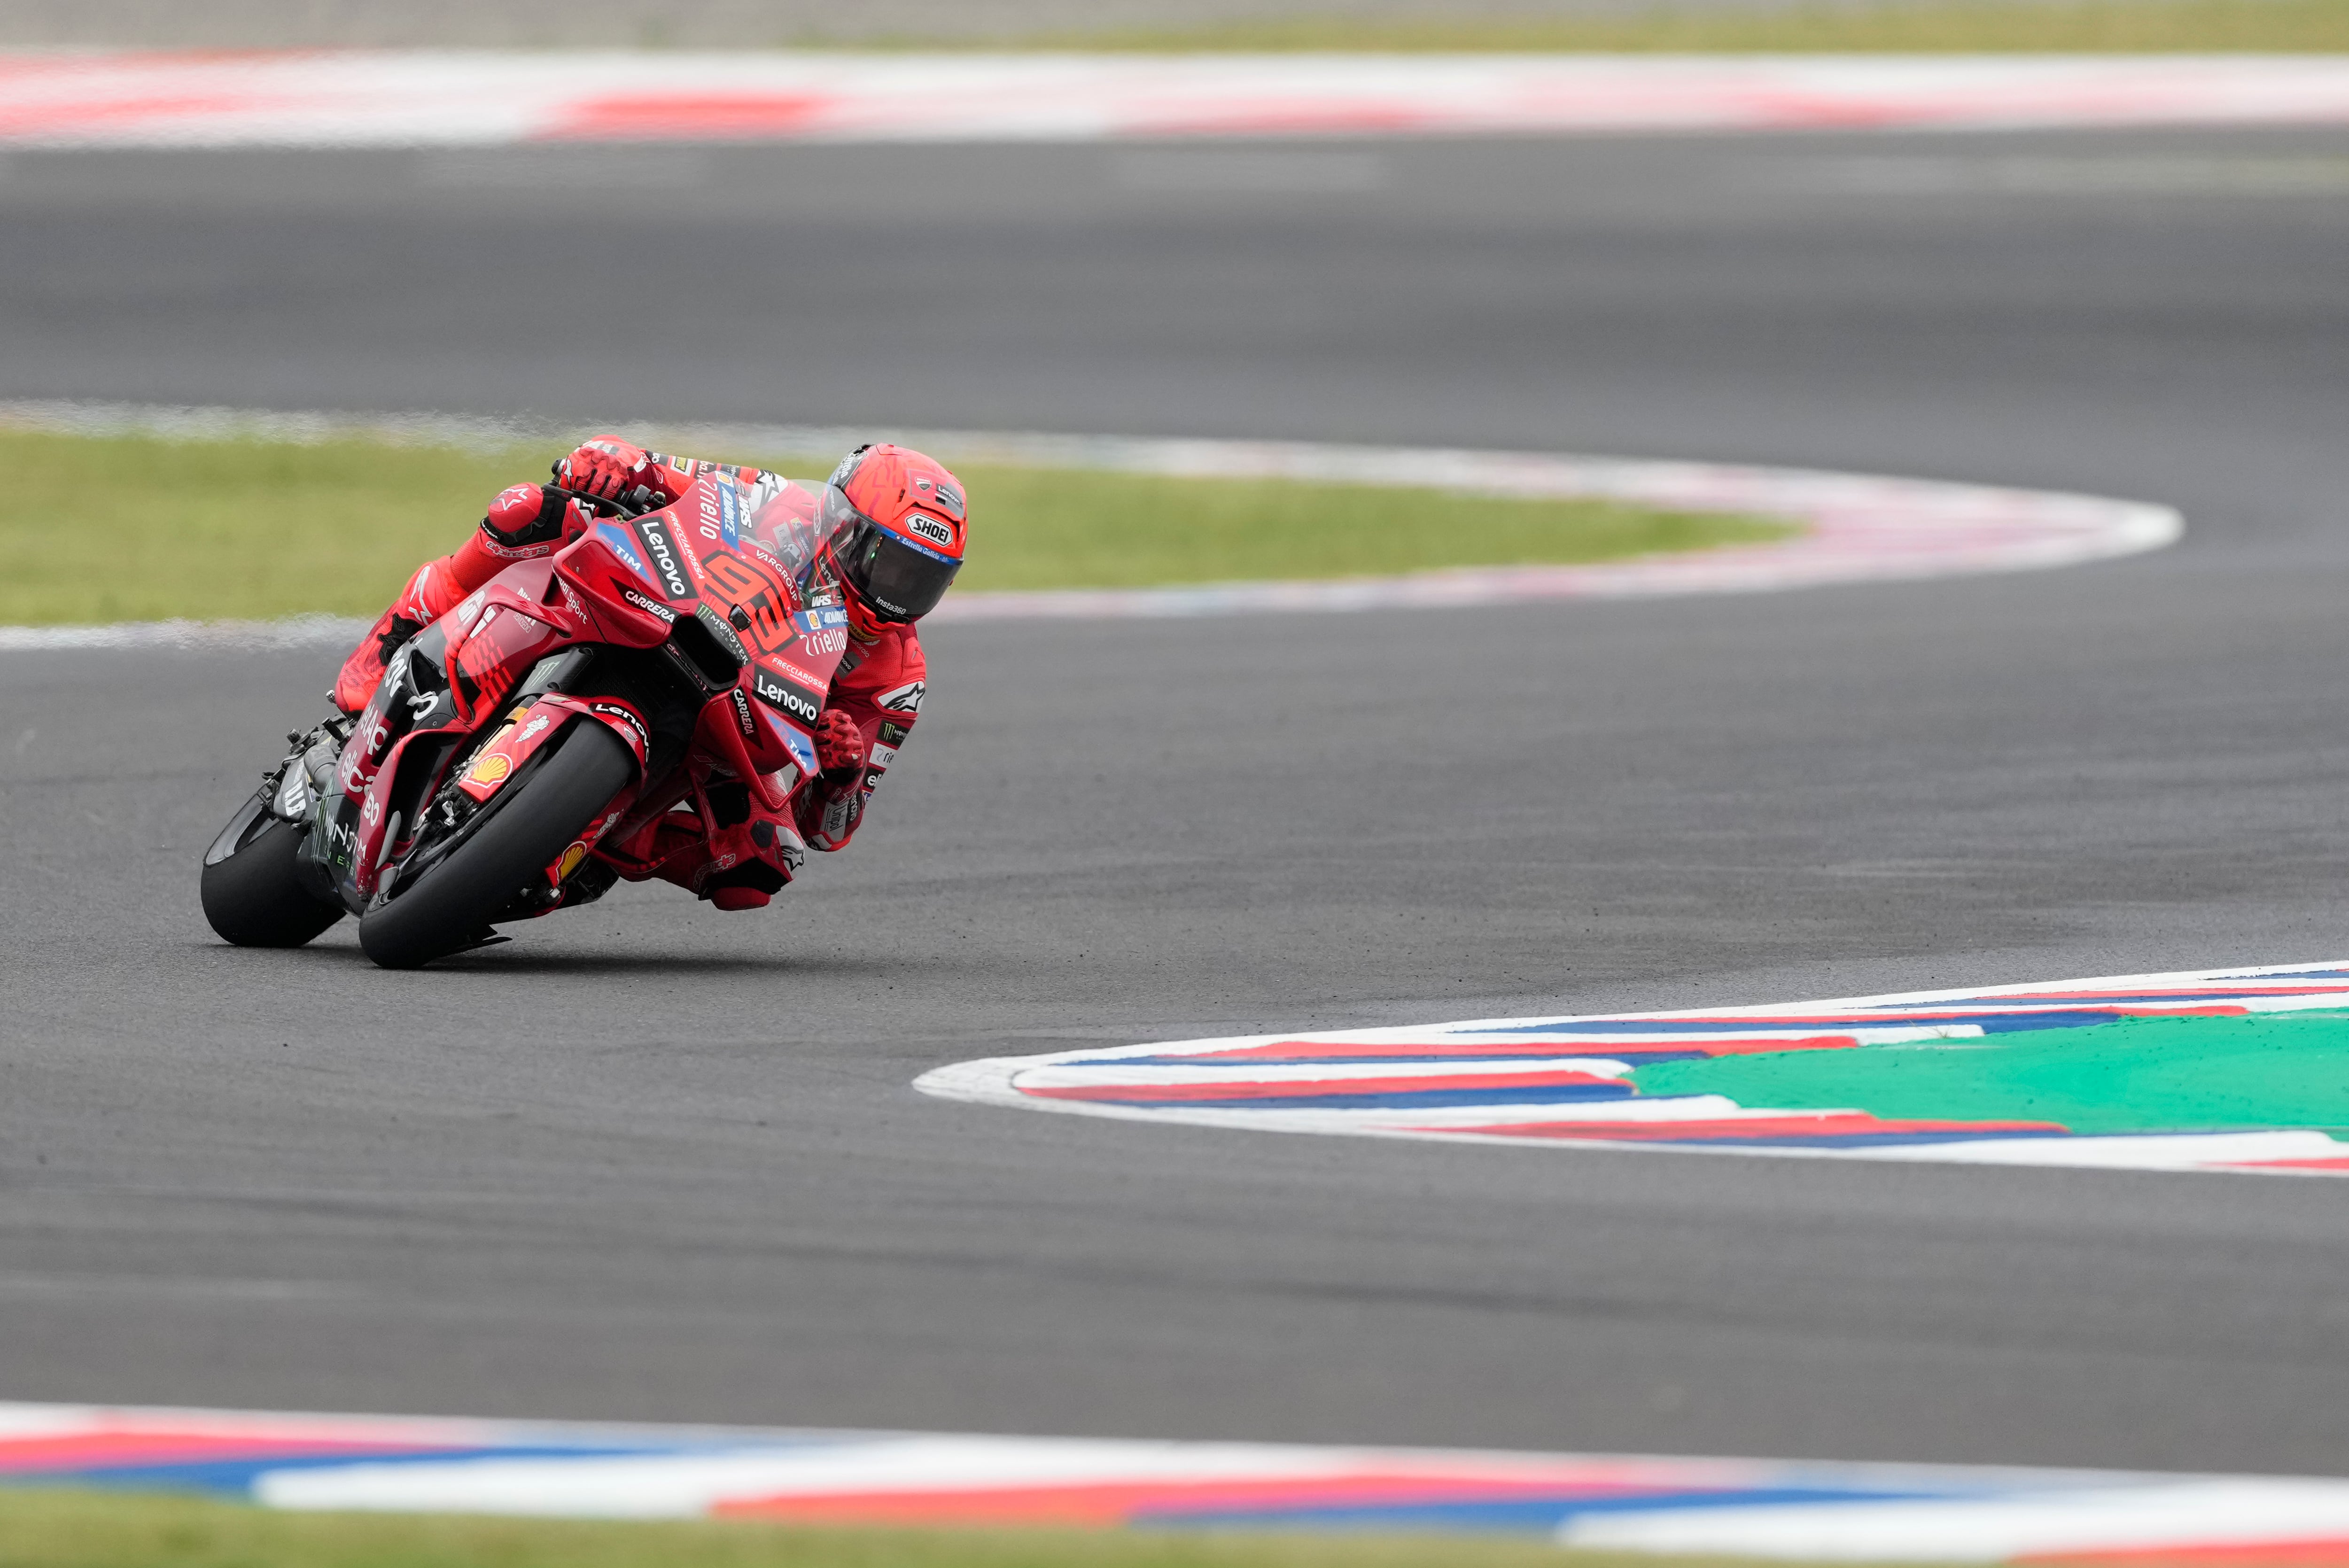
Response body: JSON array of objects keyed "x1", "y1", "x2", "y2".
[
  {"x1": 554, "y1": 443, "x2": 673, "y2": 508},
  {"x1": 814, "y1": 709, "x2": 866, "y2": 784}
]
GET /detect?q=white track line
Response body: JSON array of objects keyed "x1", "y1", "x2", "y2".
[
  {"x1": 0, "y1": 401, "x2": 2179, "y2": 648},
  {"x1": 6, "y1": 53, "x2": 2349, "y2": 147}
]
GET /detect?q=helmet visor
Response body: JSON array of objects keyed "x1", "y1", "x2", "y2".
[{"x1": 827, "y1": 503, "x2": 961, "y2": 622}]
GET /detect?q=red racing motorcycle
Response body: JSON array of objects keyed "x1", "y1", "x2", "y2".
[{"x1": 201, "y1": 470, "x2": 848, "y2": 968}]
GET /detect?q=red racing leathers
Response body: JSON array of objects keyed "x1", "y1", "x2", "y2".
[{"x1": 332, "y1": 436, "x2": 926, "y2": 907}]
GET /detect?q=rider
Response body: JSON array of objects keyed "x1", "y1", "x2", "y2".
[{"x1": 331, "y1": 435, "x2": 965, "y2": 911}]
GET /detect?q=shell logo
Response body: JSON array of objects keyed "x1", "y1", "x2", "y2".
[
  {"x1": 555, "y1": 841, "x2": 591, "y2": 881},
  {"x1": 467, "y1": 753, "x2": 513, "y2": 787}
]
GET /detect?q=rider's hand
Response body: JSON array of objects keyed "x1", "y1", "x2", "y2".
[
  {"x1": 555, "y1": 445, "x2": 654, "y2": 503},
  {"x1": 815, "y1": 710, "x2": 865, "y2": 782}
]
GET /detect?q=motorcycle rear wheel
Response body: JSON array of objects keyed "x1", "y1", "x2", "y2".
[
  {"x1": 200, "y1": 789, "x2": 346, "y2": 948},
  {"x1": 357, "y1": 720, "x2": 634, "y2": 970}
]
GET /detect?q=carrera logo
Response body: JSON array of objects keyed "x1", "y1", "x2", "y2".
[
  {"x1": 879, "y1": 680, "x2": 926, "y2": 714},
  {"x1": 632, "y1": 516, "x2": 695, "y2": 601},
  {"x1": 904, "y1": 512, "x2": 953, "y2": 549},
  {"x1": 729, "y1": 688, "x2": 757, "y2": 739},
  {"x1": 751, "y1": 665, "x2": 824, "y2": 727},
  {"x1": 621, "y1": 587, "x2": 677, "y2": 623}
]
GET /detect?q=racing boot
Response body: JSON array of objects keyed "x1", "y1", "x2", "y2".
[
  {"x1": 643, "y1": 787, "x2": 806, "y2": 911},
  {"x1": 331, "y1": 558, "x2": 465, "y2": 715}
]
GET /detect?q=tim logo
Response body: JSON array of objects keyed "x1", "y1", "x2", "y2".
[{"x1": 904, "y1": 512, "x2": 953, "y2": 549}]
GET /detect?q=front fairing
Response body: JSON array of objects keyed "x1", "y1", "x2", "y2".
[
  {"x1": 311, "y1": 577, "x2": 570, "y2": 911},
  {"x1": 553, "y1": 472, "x2": 853, "y2": 784}
]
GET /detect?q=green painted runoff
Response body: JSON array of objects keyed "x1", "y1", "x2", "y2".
[{"x1": 1630, "y1": 1011, "x2": 2349, "y2": 1136}]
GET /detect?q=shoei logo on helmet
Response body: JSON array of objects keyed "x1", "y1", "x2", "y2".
[{"x1": 904, "y1": 512, "x2": 953, "y2": 549}]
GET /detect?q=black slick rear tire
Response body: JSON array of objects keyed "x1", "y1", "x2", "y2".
[
  {"x1": 357, "y1": 722, "x2": 633, "y2": 970},
  {"x1": 201, "y1": 793, "x2": 345, "y2": 949}
]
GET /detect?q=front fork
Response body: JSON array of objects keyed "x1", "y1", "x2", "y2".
[{"x1": 296, "y1": 643, "x2": 610, "y2": 916}]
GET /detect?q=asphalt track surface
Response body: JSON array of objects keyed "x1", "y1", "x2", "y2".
[{"x1": 5, "y1": 131, "x2": 2349, "y2": 1475}]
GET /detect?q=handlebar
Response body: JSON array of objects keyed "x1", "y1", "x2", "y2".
[{"x1": 550, "y1": 484, "x2": 654, "y2": 520}]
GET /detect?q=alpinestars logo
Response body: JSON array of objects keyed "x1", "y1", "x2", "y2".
[
  {"x1": 633, "y1": 516, "x2": 695, "y2": 601},
  {"x1": 879, "y1": 680, "x2": 926, "y2": 714}
]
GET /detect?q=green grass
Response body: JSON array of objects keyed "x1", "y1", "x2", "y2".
[
  {"x1": 1, "y1": 432, "x2": 1789, "y2": 625},
  {"x1": 996, "y1": 0, "x2": 2349, "y2": 52},
  {"x1": 0, "y1": 1488, "x2": 1830, "y2": 1568},
  {"x1": 940, "y1": 460, "x2": 1788, "y2": 593}
]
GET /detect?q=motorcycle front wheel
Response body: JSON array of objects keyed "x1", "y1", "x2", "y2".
[
  {"x1": 357, "y1": 720, "x2": 634, "y2": 970},
  {"x1": 200, "y1": 789, "x2": 346, "y2": 948}
]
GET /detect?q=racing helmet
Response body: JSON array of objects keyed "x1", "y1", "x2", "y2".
[{"x1": 819, "y1": 443, "x2": 967, "y2": 624}]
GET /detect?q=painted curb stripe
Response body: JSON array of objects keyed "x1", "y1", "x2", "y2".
[
  {"x1": 0, "y1": 401, "x2": 2180, "y2": 648},
  {"x1": 7, "y1": 54, "x2": 2349, "y2": 148},
  {"x1": 913, "y1": 963, "x2": 2349, "y2": 1176},
  {"x1": 8, "y1": 1401, "x2": 2349, "y2": 1558}
]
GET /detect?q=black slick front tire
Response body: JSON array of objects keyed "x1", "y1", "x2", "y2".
[{"x1": 357, "y1": 722, "x2": 633, "y2": 970}]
